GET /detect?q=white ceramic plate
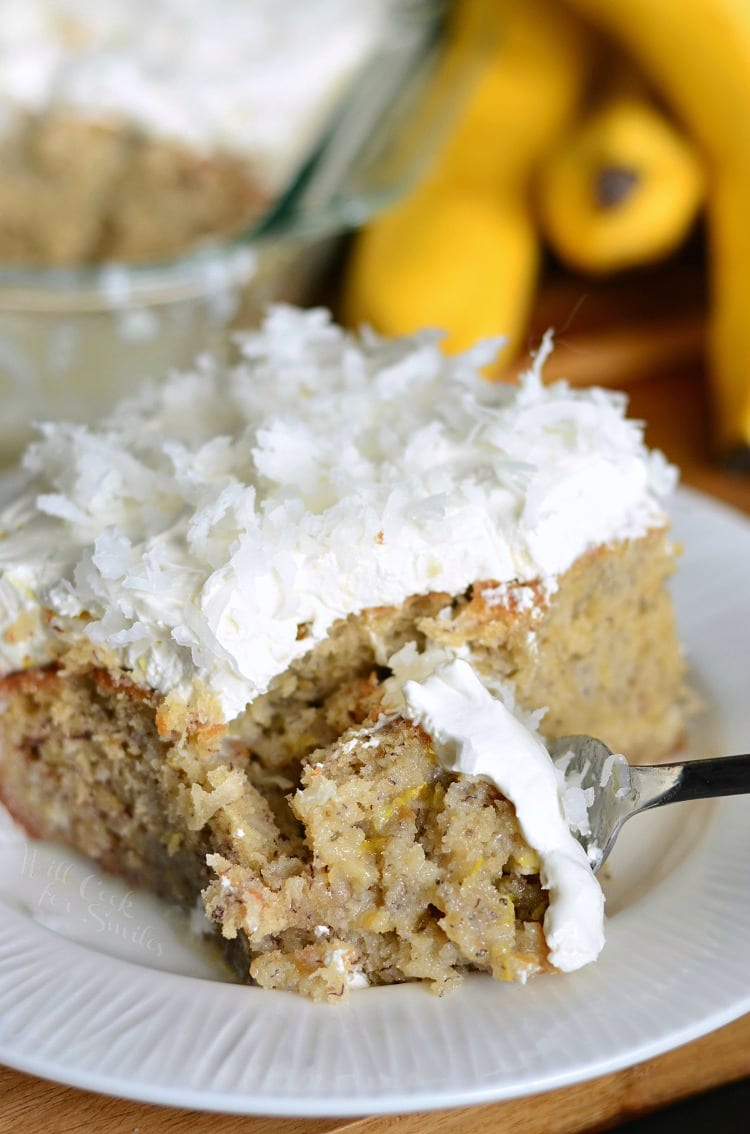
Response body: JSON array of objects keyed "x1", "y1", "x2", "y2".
[{"x1": 1, "y1": 485, "x2": 749, "y2": 1117}]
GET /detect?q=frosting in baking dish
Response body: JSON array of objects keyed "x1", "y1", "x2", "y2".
[{"x1": 0, "y1": 0, "x2": 390, "y2": 192}]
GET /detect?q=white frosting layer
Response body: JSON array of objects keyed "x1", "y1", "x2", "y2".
[
  {"x1": 0, "y1": 306, "x2": 676, "y2": 721},
  {"x1": 402, "y1": 658, "x2": 605, "y2": 972},
  {"x1": 0, "y1": 0, "x2": 389, "y2": 192}
]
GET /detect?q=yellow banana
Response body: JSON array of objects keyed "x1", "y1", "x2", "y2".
[
  {"x1": 344, "y1": 0, "x2": 592, "y2": 368},
  {"x1": 346, "y1": 187, "x2": 538, "y2": 359},
  {"x1": 537, "y1": 84, "x2": 704, "y2": 274},
  {"x1": 562, "y1": 0, "x2": 750, "y2": 459}
]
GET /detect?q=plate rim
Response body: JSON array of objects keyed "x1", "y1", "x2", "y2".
[{"x1": 1, "y1": 484, "x2": 749, "y2": 1116}]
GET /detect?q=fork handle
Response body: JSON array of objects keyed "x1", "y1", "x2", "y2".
[{"x1": 647, "y1": 753, "x2": 750, "y2": 805}]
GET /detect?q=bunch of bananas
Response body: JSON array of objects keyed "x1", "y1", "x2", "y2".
[{"x1": 345, "y1": 0, "x2": 750, "y2": 463}]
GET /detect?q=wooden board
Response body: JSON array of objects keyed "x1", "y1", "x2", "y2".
[{"x1": 1, "y1": 1013, "x2": 748, "y2": 1134}]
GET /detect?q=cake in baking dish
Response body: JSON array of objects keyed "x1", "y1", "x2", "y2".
[
  {"x1": 0, "y1": 0, "x2": 389, "y2": 264},
  {"x1": 0, "y1": 306, "x2": 688, "y2": 999}
]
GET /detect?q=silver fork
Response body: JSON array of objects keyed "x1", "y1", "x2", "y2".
[{"x1": 548, "y1": 735, "x2": 750, "y2": 874}]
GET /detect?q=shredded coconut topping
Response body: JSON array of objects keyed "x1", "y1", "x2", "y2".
[{"x1": 0, "y1": 307, "x2": 676, "y2": 721}]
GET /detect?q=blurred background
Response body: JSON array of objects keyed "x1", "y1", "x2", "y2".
[{"x1": 0, "y1": 1, "x2": 748, "y2": 1129}]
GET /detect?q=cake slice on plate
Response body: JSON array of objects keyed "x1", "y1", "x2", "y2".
[{"x1": 0, "y1": 307, "x2": 688, "y2": 999}]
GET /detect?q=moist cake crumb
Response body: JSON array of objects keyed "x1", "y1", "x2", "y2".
[{"x1": 0, "y1": 308, "x2": 690, "y2": 999}]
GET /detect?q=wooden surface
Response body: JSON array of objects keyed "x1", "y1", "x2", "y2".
[
  {"x1": 2, "y1": 270, "x2": 750, "y2": 1132},
  {"x1": 1, "y1": 1013, "x2": 749, "y2": 1134}
]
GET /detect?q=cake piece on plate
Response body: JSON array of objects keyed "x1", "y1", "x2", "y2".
[{"x1": 0, "y1": 307, "x2": 688, "y2": 999}]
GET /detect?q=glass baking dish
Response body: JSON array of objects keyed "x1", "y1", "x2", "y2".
[{"x1": 0, "y1": 0, "x2": 477, "y2": 465}]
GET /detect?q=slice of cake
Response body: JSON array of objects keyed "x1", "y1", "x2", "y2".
[{"x1": 0, "y1": 306, "x2": 688, "y2": 1000}]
